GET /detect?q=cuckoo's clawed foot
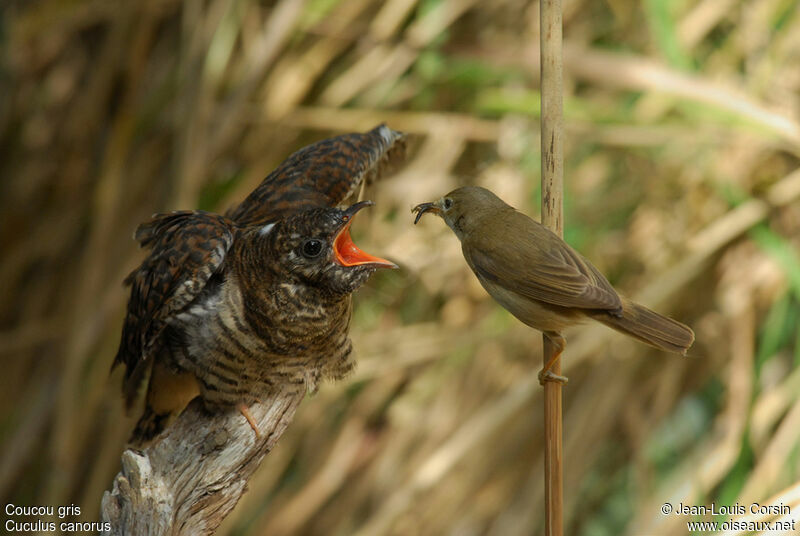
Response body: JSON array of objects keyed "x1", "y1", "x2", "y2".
[{"x1": 237, "y1": 403, "x2": 261, "y2": 439}]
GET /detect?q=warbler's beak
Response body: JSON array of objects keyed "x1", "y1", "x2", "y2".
[
  {"x1": 333, "y1": 201, "x2": 398, "y2": 269},
  {"x1": 411, "y1": 201, "x2": 441, "y2": 224}
]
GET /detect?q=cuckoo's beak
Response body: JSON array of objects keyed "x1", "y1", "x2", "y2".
[{"x1": 333, "y1": 201, "x2": 397, "y2": 269}]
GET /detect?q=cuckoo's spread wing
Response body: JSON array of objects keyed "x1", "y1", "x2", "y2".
[
  {"x1": 114, "y1": 211, "x2": 235, "y2": 408},
  {"x1": 463, "y1": 212, "x2": 622, "y2": 312},
  {"x1": 227, "y1": 124, "x2": 407, "y2": 226}
]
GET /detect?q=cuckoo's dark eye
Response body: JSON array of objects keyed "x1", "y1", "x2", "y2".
[
  {"x1": 443, "y1": 198, "x2": 453, "y2": 210},
  {"x1": 302, "y1": 239, "x2": 324, "y2": 258}
]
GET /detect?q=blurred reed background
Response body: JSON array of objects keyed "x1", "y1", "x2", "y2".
[{"x1": 2, "y1": 0, "x2": 800, "y2": 534}]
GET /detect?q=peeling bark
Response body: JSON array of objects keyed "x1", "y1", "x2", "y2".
[{"x1": 101, "y1": 389, "x2": 304, "y2": 535}]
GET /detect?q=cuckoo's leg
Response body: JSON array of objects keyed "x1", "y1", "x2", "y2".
[{"x1": 237, "y1": 403, "x2": 261, "y2": 439}]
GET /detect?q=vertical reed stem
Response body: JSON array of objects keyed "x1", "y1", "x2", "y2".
[{"x1": 540, "y1": 0, "x2": 564, "y2": 535}]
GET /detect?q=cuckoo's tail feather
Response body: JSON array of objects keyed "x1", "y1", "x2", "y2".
[
  {"x1": 128, "y1": 404, "x2": 174, "y2": 447},
  {"x1": 127, "y1": 362, "x2": 200, "y2": 447}
]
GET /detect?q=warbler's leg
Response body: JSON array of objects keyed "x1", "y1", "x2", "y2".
[
  {"x1": 539, "y1": 332, "x2": 569, "y2": 385},
  {"x1": 237, "y1": 403, "x2": 261, "y2": 439}
]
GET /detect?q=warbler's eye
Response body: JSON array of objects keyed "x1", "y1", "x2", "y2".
[
  {"x1": 443, "y1": 198, "x2": 453, "y2": 210},
  {"x1": 302, "y1": 239, "x2": 324, "y2": 258}
]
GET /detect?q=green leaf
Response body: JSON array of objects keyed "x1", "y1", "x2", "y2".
[
  {"x1": 644, "y1": 0, "x2": 694, "y2": 70},
  {"x1": 750, "y1": 225, "x2": 800, "y2": 299}
]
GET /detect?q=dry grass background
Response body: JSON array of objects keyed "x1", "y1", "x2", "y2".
[{"x1": 2, "y1": 0, "x2": 800, "y2": 534}]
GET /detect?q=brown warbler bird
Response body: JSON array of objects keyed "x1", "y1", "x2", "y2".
[
  {"x1": 114, "y1": 125, "x2": 405, "y2": 445},
  {"x1": 412, "y1": 186, "x2": 694, "y2": 383}
]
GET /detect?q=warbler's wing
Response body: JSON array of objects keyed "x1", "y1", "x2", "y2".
[
  {"x1": 114, "y1": 211, "x2": 236, "y2": 408},
  {"x1": 463, "y1": 211, "x2": 622, "y2": 312},
  {"x1": 227, "y1": 124, "x2": 407, "y2": 226}
]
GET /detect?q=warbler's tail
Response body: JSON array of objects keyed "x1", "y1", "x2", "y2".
[{"x1": 590, "y1": 297, "x2": 694, "y2": 355}]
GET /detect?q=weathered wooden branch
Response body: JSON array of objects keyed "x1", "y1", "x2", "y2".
[{"x1": 101, "y1": 387, "x2": 304, "y2": 535}]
